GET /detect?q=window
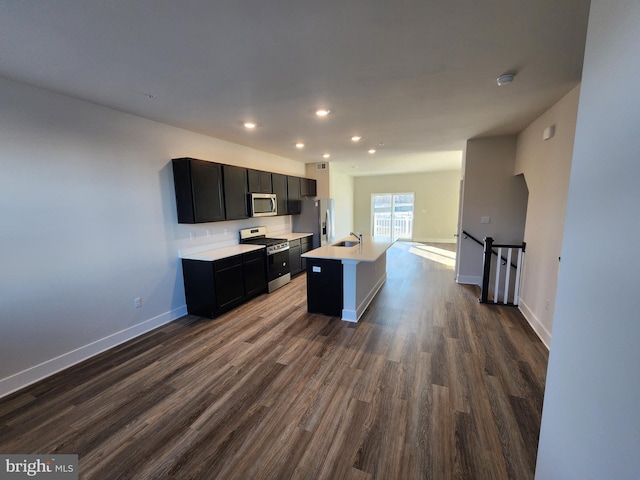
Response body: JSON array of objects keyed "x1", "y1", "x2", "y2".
[{"x1": 371, "y1": 193, "x2": 414, "y2": 241}]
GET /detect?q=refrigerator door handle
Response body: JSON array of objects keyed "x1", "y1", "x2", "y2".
[{"x1": 326, "y1": 208, "x2": 331, "y2": 244}]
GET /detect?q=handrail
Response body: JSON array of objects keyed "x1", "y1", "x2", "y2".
[
  {"x1": 461, "y1": 230, "x2": 483, "y2": 247},
  {"x1": 480, "y1": 236, "x2": 526, "y2": 305},
  {"x1": 461, "y1": 230, "x2": 523, "y2": 269}
]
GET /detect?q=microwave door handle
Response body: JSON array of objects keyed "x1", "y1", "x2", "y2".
[{"x1": 271, "y1": 197, "x2": 276, "y2": 213}]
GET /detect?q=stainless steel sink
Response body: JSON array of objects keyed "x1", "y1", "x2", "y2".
[{"x1": 333, "y1": 240, "x2": 360, "y2": 247}]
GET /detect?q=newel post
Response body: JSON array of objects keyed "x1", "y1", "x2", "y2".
[{"x1": 480, "y1": 237, "x2": 493, "y2": 303}]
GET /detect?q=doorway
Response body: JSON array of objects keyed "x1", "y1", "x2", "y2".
[{"x1": 371, "y1": 193, "x2": 414, "y2": 241}]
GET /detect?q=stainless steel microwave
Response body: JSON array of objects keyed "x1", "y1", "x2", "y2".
[{"x1": 249, "y1": 193, "x2": 277, "y2": 217}]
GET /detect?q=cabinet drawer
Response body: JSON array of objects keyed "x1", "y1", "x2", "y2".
[
  {"x1": 214, "y1": 254, "x2": 242, "y2": 271},
  {"x1": 289, "y1": 238, "x2": 301, "y2": 247},
  {"x1": 243, "y1": 249, "x2": 265, "y2": 263}
]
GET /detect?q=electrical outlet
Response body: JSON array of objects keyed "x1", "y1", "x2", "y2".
[
  {"x1": 134, "y1": 297, "x2": 142, "y2": 309},
  {"x1": 544, "y1": 299, "x2": 550, "y2": 311},
  {"x1": 189, "y1": 232, "x2": 195, "y2": 240}
]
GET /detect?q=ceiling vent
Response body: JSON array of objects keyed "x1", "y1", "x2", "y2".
[{"x1": 316, "y1": 163, "x2": 328, "y2": 170}]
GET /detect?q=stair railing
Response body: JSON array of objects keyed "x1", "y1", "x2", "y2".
[{"x1": 480, "y1": 237, "x2": 526, "y2": 305}]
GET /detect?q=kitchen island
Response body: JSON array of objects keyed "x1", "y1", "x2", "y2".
[{"x1": 302, "y1": 236, "x2": 394, "y2": 322}]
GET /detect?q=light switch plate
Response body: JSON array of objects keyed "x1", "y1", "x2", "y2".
[{"x1": 481, "y1": 216, "x2": 491, "y2": 224}]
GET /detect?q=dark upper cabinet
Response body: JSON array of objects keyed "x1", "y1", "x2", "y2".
[
  {"x1": 287, "y1": 176, "x2": 301, "y2": 214},
  {"x1": 222, "y1": 165, "x2": 249, "y2": 220},
  {"x1": 300, "y1": 178, "x2": 317, "y2": 197},
  {"x1": 172, "y1": 158, "x2": 225, "y2": 223},
  {"x1": 271, "y1": 173, "x2": 288, "y2": 215},
  {"x1": 248, "y1": 169, "x2": 272, "y2": 193}
]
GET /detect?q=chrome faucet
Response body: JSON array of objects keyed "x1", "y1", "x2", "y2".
[{"x1": 350, "y1": 231, "x2": 363, "y2": 243}]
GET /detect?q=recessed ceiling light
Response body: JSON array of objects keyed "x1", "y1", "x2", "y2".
[
  {"x1": 295, "y1": 142, "x2": 305, "y2": 149},
  {"x1": 316, "y1": 109, "x2": 331, "y2": 117},
  {"x1": 322, "y1": 153, "x2": 331, "y2": 159},
  {"x1": 368, "y1": 149, "x2": 376, "y2": 154},
  {"x1": 351, "y1": 136, "x2": 362, "y2": 142},
  {"x1": 243, "y1": 121, "x2": 257, "y2": 129}
]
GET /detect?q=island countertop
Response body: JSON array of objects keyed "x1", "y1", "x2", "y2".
[{"x1": 301, "y1": 236, "x2": 394, "y2": 262}]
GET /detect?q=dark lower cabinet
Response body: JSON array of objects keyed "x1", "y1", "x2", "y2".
[
  {"x1": 289, "y1": 240, "x2": 302, "y2": 276},
  {"x1": 243, "y1": 249, "x2": 267, "y2": 298},
  {"x1": 182, "y1": 250, "x2": 267, "y2": 318},
  {"x1": 214, "y1": 255, "x2": 245, "y2": 311},
  {"x1": 289, "y1": 235, "x2": 312, "y2": 277},
  {"x1": 306, "y1": 258, "x2": 343, "y2": 317},
  {"x1": 300, "y1": 235, "x2": 312, "y2": 272}
]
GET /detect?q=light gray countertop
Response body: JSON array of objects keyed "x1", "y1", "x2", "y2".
[
  {"x1": 281, "y1": 232, "x2": 313, "y2": 241},
  {"x1": 302, "y1": 236, "x2": 394, "y2": 262},
  {"x1": 180, "y1": 244, "x2": 265, "y2": 261}
]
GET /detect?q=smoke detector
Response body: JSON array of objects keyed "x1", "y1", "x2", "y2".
[{"x1": 497, "y1": 73, "x2": 516, "y2": 86}]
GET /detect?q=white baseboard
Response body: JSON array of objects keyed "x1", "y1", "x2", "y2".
[
  {"x1": 412, "y1": 237, "x2": 457, "y2": 244},
  {"x1": 456, "y1": 275, "x2": 481, "y2": 286},
  {"x1": 342, "y1": 273, "x2": 387, "y2": 322},
  {"x1": 0, "y1": 306, "x2": 188, "y2": 399},
  {"x1": 518, "y1": 299, "x2": 551, "y2": 349}
]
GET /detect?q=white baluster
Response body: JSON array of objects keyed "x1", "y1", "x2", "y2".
[
  {"x1": 514, "y1": 247, "x2": 523, "y2": 306},
  {"x1": 504, "y1": 248, "x2": 512, "y2": 304},
  {"x1": 494, "y1": 247, "x2": 502, "y2": 303}
]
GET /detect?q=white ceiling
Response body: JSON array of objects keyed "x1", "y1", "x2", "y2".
[{"x1": 0, "y1": 1, "x2": 590, "y2": 176}]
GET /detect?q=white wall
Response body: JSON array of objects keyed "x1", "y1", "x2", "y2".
[
  {"x1": 456, "y1": 136, "x2": 528, "y2": 285},
  {"x1": 353, "y1": 170, "x2": 460, "y2": 243},
  {"x1": 0, "y1": 78, "x2": 304, "y2": 397},
  {"x1": 536, "y1": 1, "x2": 640, "y2": 478},
  {"x1": 514, "y1": 86, "x2": 580, "y2": 347},
  {"x1": 330, "y1": 169, "x2": 355, "y2": 240},
  {"x1": 305, "y1": 162, "x2": 330, "y2": 199}
]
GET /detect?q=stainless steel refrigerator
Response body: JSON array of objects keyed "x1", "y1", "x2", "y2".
[{"x1": 292, "y1": 198, "x2": 335, "y2": 248}]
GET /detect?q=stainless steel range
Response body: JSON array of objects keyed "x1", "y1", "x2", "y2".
[{"x1": 239, "y1": 226, "x2": 290, "y2": 293}]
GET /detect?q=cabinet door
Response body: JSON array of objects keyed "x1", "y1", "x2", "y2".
[
  {"x1": 289, "y1": 245, "x2": 302, "y2": 276},
  {"x1": 248, "y1": 169, "x2": 273, "y2": 193},
  {"x1": 287, "y1": 176, "x2": 301, "y2": 214},
  {"x1": 172, "y1": 158, "x2": 225, "y2": 223},
  {"x1": 181, "y1": 259, "x2": 217, "y2": 318},
  {"x1": 222, "y1": 165, "x2": 249, "y2": 220},
  {"x1": 306, "y1": 258, "x2": 343, "y2": 316},
  {"x1": 308, "y1": 179, "x2": 317, "y2": 197},
  {"x1": 271, "y1": 173, "x2": 288, "y2": 215},
  {"x1": 243, "y1": 250, "x2": 267, "y2": 298},
  {"x1": 300, "y1": 178, "x2": 310, "y2": 197},
  {"x1": 214, "y1": 256, "x2": 245, "y2": 311},
  {"x1": 300, "y1": 236, "x2": 312, "y2": 271}
]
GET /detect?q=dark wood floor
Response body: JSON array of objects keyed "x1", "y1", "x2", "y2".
[{"x1": 0, "y1": 242, "x2": 548, "y2": 479}]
